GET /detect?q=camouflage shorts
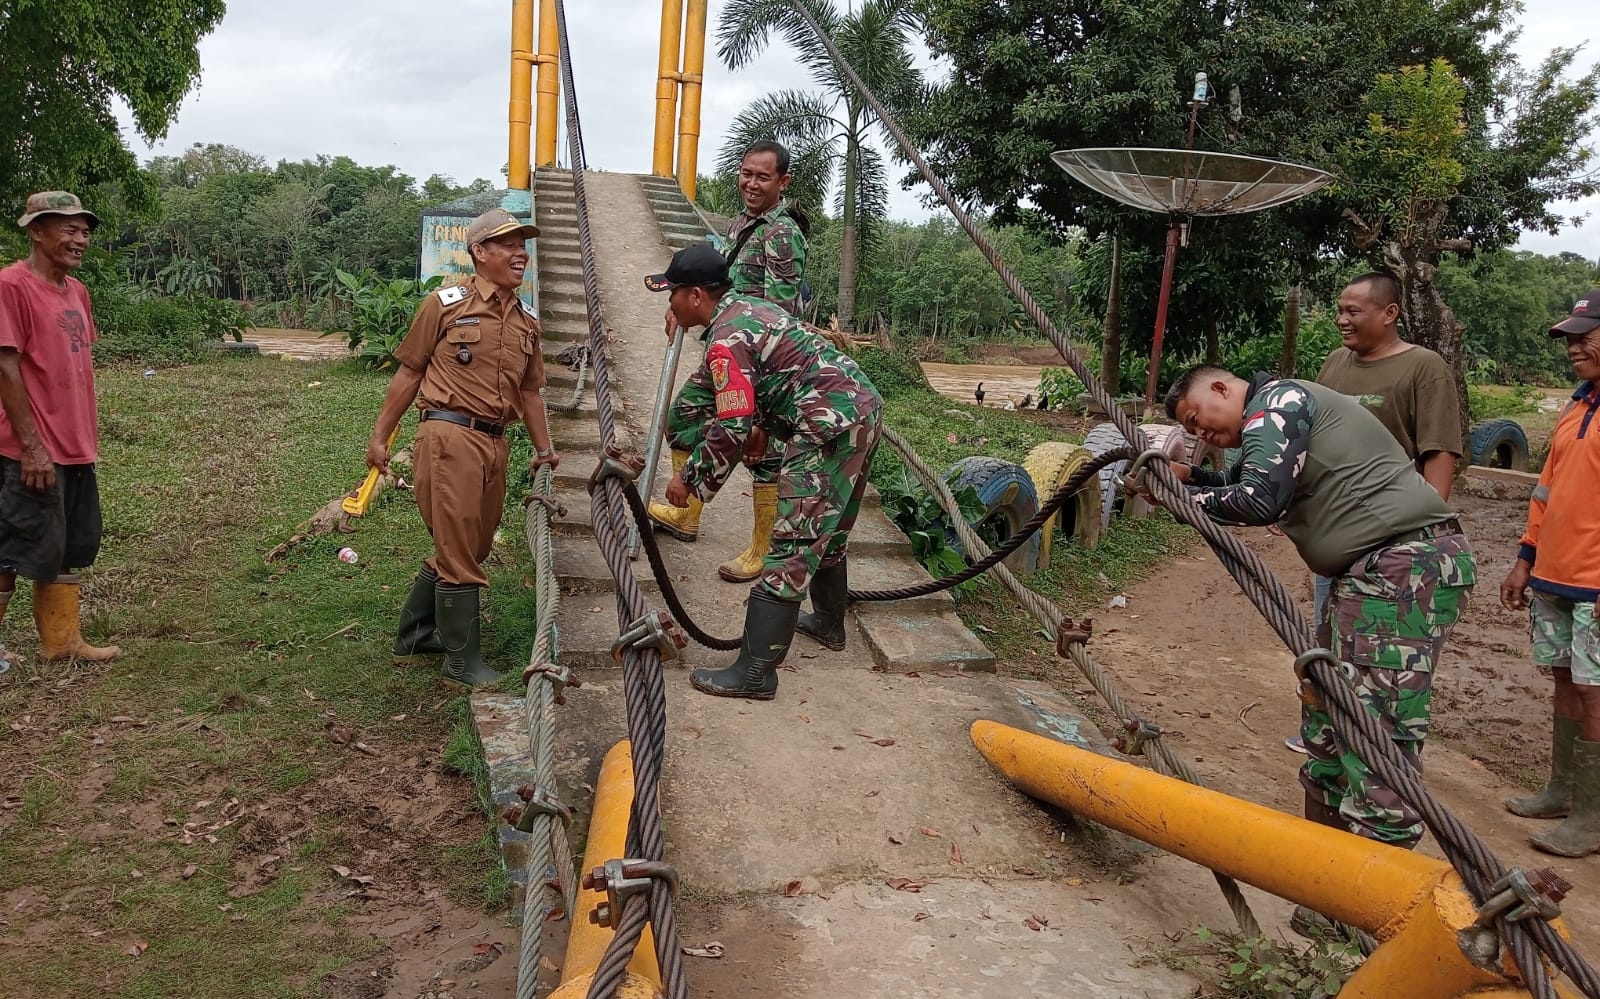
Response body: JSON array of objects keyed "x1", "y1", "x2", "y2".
[
  {"x1": 1300, "y1": 531, "x2": 1476, "y2": 847},
  {"x1": 1529, "y1": 591, "x2": 1600, "y2": 686}
]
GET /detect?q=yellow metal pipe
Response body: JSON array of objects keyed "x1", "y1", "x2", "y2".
[
  {"x1": 533, "y1": 0, "x2": 560, "y2": 167},
  {"x1": 971, "y1": 720, "x2": 1580, "y2": 999},
  {"x1": 652, "y1": 0, "x2": 685, "y2": 176},
  {"x1": 558, "y1": 741, "x2": 661, "y2": 990},
  {"x1": 972, "y1": 720, "x2": 1445, "y2": 932},
  {"x1": 508, "y1": 0, "x2": 535, "y2": 191},
  {"x1": 674, "y1": 0, "x2": 708, "y2": 200}
]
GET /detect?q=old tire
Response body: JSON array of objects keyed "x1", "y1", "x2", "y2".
[
  {"x1": 1469, "y1": 418, "x2": 1530, "y2": 471},
  {"x1": 1082, "y1": 422, "x2": 1134, "y2": 530},
  {"x1": 944, "y1": 456, "x2": 1042, "y2": 577},
  {"x1": 1125, "y1": 425, "x2": 1197, "y2": 519},
  {"x1": 1023, "y1": 442, "x2": 1104, "y2": 563}
]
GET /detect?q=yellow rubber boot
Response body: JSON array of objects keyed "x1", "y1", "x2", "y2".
[
  {"x1": 647, "y1": 449, "x2": 704, "y2": 542},
  {"x1": 34, "y1": 578, "x2": 120, "y2": 663},
  {"x1": 718, "y1": 482, "x2": 779, "y2": 583}
]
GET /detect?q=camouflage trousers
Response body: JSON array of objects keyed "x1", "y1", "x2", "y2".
[
  {"x1": 666, "y1": 379, "x2": 783, "y2": 484},
  {"x1": 1301, "y1": 529, "x2": 1476, "y2": 847},
  {"x1": 754, "y1": 408, "x2": 883, "y2": 603},
  {"x1": 1529, "y1": 591, "x2": 1600, "y2": 686}
]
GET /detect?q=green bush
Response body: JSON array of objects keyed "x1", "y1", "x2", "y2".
[
  {"x1": 854, "y1": 345, "x2": 932, "y2": 397},
  {"x1": 331, "y1": 269, "x2": 443, "y2": 370},
  {"x1": 91, "y1": 284, "x2": 247, "y2": 366},
  {"x1": 876, "y1": 467, "x2": 990, "y2": 593},
  {"x1": 1468, "y1": 383, "x2": 1541, "y2": 422},
  {"x1": 1038, "y1": 367, "x2": 1086, "y2": 409}
]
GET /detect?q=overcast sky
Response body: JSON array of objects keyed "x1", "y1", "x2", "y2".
[{"x1": 117, "y1": 0, "x2": 1598, "y2": 259}]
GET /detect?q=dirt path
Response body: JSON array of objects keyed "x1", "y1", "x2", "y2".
[{"x1": 1080, "y1": 490, "x2": 1600, "y2": 955}]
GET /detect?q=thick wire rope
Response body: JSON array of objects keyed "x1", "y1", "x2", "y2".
[{"x1": 548, "y1": 3, "x2": 690, "y2": 995}]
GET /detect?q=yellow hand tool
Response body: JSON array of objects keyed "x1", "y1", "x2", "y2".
[{"x1": 342, "y1": 425, "x2": 399, "y2": 517}]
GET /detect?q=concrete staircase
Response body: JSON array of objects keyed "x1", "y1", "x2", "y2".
[{"x1": 637, "y1": 174, "x2": 721, "y2": 250}]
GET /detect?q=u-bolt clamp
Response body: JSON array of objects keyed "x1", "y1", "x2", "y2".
[
  {"x1": 1292, "y1": 648, "x2": 1341, "y2": 712},
  {"x1": 581, "y1": 857, "x2": 662, "y2": 928},
  {"x1": 587, "y1": 442, "x2": 646, "y2": 496},
  {"x1": 509, "y1": 782, "x2": 574, "y2": 834},
  {"x1": 1117, "y1": 447, "x2": 1175, "y2": 497},
  {"x1": 523, "y1": 662, "x2": 582, "y2": 704},
  {"x1": 1055, "y1": 617, "x2": 1094, "y2": 657},
  {"x1": 610, "y1": 610, "x2": 688, "y2": 664},
  {"x1": 1475, "y1": 867, "x2": 1572, "y2": 926},
  {"x1": 523, "y1": 492, "x2": 568, "y2": 518},
  {"x1": 1112, "y1": 717, "x2": 1163, "y2": 756}
]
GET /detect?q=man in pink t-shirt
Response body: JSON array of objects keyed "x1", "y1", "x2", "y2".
[{"x1": 0, "y1": 191, "x2": 119, "y2": 663}]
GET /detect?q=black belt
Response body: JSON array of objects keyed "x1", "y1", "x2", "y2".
[
  {"x1": 1386, "y1": 517, "x2": 1464, "y2": 548},
  {"x1": 421, "y1": 409, "x2": 506, "y2": 437}
]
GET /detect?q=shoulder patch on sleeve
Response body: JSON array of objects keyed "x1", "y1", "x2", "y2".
[
  {"x1": 707, "y1": 343, "x2": 755, "y2": 419},
  {"x1": 520, "y1": 300, "x2": 537, "y2": 318},
  {"x1": 437, "y1": 285, "x2": 468, "y2": 305}
]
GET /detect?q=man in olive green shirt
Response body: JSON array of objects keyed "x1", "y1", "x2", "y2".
[{"x1": 1163, "y1": 365, "x2": 1475, "y2": 853}]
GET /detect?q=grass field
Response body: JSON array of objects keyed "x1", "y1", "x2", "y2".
[{"x1": 0, "y1": 355, "x2": 533, "y2": 999}]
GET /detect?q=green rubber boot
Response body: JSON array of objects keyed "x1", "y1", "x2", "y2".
[
  {"x1": 796, "y1": 559, "x2": 849, "y2": 651},
  {"x1": 690, "y1": 590, "x2": 798, "y2": 701},
  {"x1": 436, "y1": 584, "x2": 503, "y2": 688},
  {"x1": 393, "y1": 567, "x2": 444, "y2": 656},
  {"x1": 1506, "y1": 716, "x2": 1581, "y2": 819},
  {"x1": 1531, "y1": 739, "x2": 1600, "y2": 858}
]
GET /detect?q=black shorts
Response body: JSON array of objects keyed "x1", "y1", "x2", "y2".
[{"x1": 0, "y1": 458, "x2": 102, "y2": 581}]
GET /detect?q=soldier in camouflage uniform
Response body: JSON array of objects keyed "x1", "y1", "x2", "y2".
[
  {"x1": 649, "y1": 141, "x2": 810, "y2": 584},
  {"x1": 646, "y1": 244, "x2": 879, "y2": 700},
  {"x1": 1162, "y1": 365, "x2": 1475, "y2": 851}
]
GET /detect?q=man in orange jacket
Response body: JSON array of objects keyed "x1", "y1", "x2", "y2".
[{"x1": 1501, "y1": 288, "x2": 1600, "y2": 857}]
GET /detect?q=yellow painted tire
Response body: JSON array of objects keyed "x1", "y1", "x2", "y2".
[{"x1": 1023, "y1": 442, "x2": 1104, "y2": 562}]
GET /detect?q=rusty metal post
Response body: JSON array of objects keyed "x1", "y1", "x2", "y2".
[
  {"x1": 970, "y1": 720, "x2": 1578, "y2": 999},
  {"x1": 1144, "y1": 220, "x2": 1181, "y2": 412}
]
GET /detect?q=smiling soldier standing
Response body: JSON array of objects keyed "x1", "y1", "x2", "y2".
[
  {"x1": 0, "y1": 192, "x2": 120, "y2": 664},
  {"x1": 365, "y1": 208, "x2": 559, "y2": 687},
  {"x1": 648, "y1": 141, "x2": 811, "y2": 583}
]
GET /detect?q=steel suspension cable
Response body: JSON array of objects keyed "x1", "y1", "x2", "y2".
[{"x1": 549, "y1": 2, "x2": 689, "y2": 995}]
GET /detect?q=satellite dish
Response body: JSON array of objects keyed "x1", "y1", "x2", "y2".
[{"x1": 1050, "y1": 148, "x2": 1332, "y2": 218}]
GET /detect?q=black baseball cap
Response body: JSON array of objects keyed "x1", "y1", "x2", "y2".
[
  {"x1": 1551, "y1": 289, "x2": 1600, "y2": 337},
  {"x1": 644, "y1": 244, "x2": 729, "y2": 292}
]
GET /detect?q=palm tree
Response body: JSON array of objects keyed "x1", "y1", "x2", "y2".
[{"x1": 716, "y1": 0, "x2": 921, "y2": 330}]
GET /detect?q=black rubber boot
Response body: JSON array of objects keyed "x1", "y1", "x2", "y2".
[
  {"x1": 393, "y1": 567, "x2": 444, "y2": 656},
  {"x1": 690, "y1": 590, "x2": 799, "y2": 701},
  {"x1": 796, "y1": 559, "x2": 849, "y2": 651},
  {"x1": 436, "y1": 584, "x2": 503, "y2": 688}
]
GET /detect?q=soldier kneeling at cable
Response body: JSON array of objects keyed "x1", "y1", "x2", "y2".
[{"x1": 646, "y1": 245, "x2": 881, "y2": 700}]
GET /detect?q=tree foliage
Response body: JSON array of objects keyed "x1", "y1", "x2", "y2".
[
  {"x1": 715, "y1": 0, "x2": 922, "y2": 329},
  {"x1": 0, "y1": 0, "x2": 226, "y2": 213},
  {"x1": 908, "y1": 0, "x2": 1600, "y2": 383}
]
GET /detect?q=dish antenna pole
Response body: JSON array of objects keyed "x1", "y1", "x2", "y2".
[{"x1": 1053, "y1": 73, "x2": 1333, "y2": 411}]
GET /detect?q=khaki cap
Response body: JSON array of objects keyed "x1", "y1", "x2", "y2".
[
  {"x1": 466, "y1": 208, "x2": 539, "y2": 246},
  {"x1": 17, "y1": 191, "x2": 99, "y2": 228}
]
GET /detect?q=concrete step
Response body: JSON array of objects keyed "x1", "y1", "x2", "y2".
[
  {"x1": 540, "y1": 323, "x2": 588, "y2": 345},
  {"x1": 540, "y1": 279, "x2": 587, "y2": 307}
]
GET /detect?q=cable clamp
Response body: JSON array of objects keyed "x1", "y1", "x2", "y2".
[{"x1": 611, "y1": 611, "x2": 687, "y2": 664}]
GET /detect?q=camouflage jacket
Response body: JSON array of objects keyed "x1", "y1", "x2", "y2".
[
  {"x1": 1188, "y1": 373, "x2": 1454, "y2": 576},
  {"x1": 726, "y1": 199, "x2": 807, "y2": 315},
  {"x1": 681, "y1": 293, "x2": 879, "y2": 499},
  {"x1": 1187, "y1": 374, "x2": 1311, "y2": 526}
]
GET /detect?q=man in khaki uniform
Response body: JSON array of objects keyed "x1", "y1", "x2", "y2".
[{"x1": 365, "y1": 208, "x2": 558, "y2": 687}]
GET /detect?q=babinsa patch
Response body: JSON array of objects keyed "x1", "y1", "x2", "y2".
[{"x1": 707, "y1": 343, "x2": 754, "y2": 418}]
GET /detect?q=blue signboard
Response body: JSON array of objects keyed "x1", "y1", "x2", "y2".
[{"x1": 418, "y1": 188, "x2": 540, "y2": 308}]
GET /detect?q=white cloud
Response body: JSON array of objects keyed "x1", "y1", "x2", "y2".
[{"x1": 118, "y1": 0, "x2": 1595, "y2": 256}]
